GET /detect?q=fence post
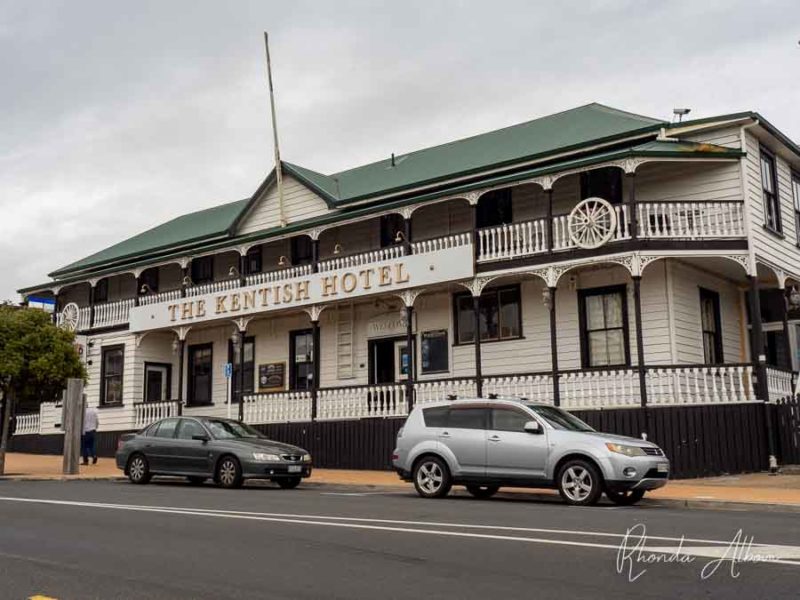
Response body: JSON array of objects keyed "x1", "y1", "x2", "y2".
[{"x1": 62, "y1": 378, "x2": 84, "y2": 475}]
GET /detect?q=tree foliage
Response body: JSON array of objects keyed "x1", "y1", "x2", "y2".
[{"x1": 0, "y1": 306, "x2": 86, "y2": 405}]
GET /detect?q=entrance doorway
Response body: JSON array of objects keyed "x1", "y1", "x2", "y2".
[
  {"x1": 369, "y1": 336, "x2": 414, "y2": 384},
  {"x1": 144, "y1": 362, "x2": 171, "y2": 402}
]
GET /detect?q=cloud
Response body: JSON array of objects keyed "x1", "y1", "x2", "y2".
[{"x1": 2, "y1": 0, "x2": 799, "y2": 300}]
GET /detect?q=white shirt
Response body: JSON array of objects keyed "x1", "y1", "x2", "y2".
[{"x1": 83, "y1": 407, "x2": 99, "y2": 433}]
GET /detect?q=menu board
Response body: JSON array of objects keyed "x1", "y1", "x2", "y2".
[{"x1": 258, "y1": 362, "x2": 286, "y2": 392}]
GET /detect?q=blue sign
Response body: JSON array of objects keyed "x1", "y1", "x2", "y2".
[{"x1": 224, "y1": 363, "x2": 233, "y2": 379}]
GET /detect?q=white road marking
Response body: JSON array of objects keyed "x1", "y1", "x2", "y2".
[{"x1": 1, "y1": 496, "x2": 799, "y2": 567}]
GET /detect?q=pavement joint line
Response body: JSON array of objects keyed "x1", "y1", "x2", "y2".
[
  {"x1": 2, "y1": 495, "x2": 800, "y2": 551},
  {"x1": 2, "y1": 496, "x2": 800, "y2": 567}
]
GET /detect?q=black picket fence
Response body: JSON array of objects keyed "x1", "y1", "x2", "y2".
[{"x1": 9, "y1": 399, "x2": 800, "y2": 479}]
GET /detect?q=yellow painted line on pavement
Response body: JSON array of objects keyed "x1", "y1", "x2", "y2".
[{"x1": 29, "y1": 595, "x2": 58, "y2": 600}]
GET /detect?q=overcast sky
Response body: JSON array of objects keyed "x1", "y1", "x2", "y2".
[{"x1": 2, "y1": 0, "x2": 798, "y2": 301}]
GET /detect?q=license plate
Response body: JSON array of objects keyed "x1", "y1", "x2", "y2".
[
  {"x1": 657, "y1": 463, "x2": 669, "y2": 473},
  {"x1": 288, "y1": 465, "x2": 302, "y2": 473}
]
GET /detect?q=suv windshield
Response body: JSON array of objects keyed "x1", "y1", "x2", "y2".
[
  {"x1": 205, "y1": 419, "x2": 264, "y2": 440},
  {"x1": 526, "y1": 405, "x2": 594, "y2": 432}
]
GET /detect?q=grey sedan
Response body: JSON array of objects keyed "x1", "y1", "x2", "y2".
[{"x1": 116, "y1": 416, "x2": 312, "y2": 489}]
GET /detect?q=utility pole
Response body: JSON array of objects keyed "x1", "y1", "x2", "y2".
[{"x1": 62, "y1": 378, "x2": 84, "y2": 475}]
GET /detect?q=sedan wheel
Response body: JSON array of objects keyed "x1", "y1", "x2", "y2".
[
  {"x1": 557, "y1": 459, "x2": 602, "y2": 506},
  {"x1": 127, "y1": 454, "x2": 151, "y2": 485},
  {"x1": 216, "y1": 456, "x2": 243, "y2": 489},
  {"x1": 413, "y1": 456, "x2": 451, "y2": 499}
]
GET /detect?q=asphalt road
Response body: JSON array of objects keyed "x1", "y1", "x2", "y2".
[{"x1": 0, "y1": 479, "x2": 799, "y2": 600}]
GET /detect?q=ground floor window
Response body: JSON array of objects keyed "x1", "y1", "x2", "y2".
[
  {"x1": 453, "y1": 285, "x2": 522, "y2": 344},
  {"x1": 290, "y1": 329, "x2": 314, "y2": 390},
  {"x1": 421, "y1": 330, "x2": 448, "y2": 373},
  {"x1": 700, "y1": 288, "x2": 723, "y2": 364},
  {"x1": 100, "y1": 345, "x2": 125, "y2": 405},
  {"x1": 187, "y1": 343, "x2": 213, "y2": 406},
  {"x1": 228, "y1": 336, "x2": 255, "y2": 398},
  {"x1": 578, "y1": 285, "x2": 629, "y2": 368},
  {"x1": 144, "y1": 362, "x2": 171, "y2": 402}
]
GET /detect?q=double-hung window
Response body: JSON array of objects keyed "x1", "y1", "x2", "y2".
[
  {"x1": 760, "y1": 148, "x2": 782, "y2": 234},
  {"x1": 578, "y1": 286, "x2": 629, "y2": 368},
  {"x1": 454, "y1": 285, "x2": 521, "y2": 344},
  {"x1": 699, "y1": 288, "x2": 723, "y2": 364},
  {"x1": 100, "y1": 345, "x2": 125, "y2": 405}
]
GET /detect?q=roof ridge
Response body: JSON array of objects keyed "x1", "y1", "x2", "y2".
[{"x1": 329, "y1": 103, "x2": 662, "y2": 178}]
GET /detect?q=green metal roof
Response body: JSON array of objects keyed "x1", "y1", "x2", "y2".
[
  {"x1": 50, "y1": 198, "x2": 248, "y2": 277},
  {"x1": 36, "y1": 103, "x2": 762, "y2": 286},
  {"x1": 287, "y1": 103, "x2": 664, "y2": 203}
]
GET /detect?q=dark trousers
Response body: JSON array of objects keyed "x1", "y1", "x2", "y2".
[{"x1": 82, "y1": 430, "x2": 96, "y2": 462}]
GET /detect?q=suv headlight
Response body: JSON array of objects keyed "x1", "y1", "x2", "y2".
[
  {"x1": 302, "y1": 453, "x2": 312, "y2": 462},
  {"x1": 605, "y1": 443, "x2": 647, "y2": 457},
  {"x1": 252, "y1": 452, "x2": 281, "y2": 462}
]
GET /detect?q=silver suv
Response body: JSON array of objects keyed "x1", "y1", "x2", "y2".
[{"x1": 392, "y1": 398, "x2": 669, "y2": 506}]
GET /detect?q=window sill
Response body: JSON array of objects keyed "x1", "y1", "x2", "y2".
[
  {"x1": 453, "y1": 336, "x2": 525, "y2": 347},
  {"x1": 98, "y1": 402, "x2": 123, "y2": 409},
  {"x1": 420, "y1": 369, "x2": 450, "y2": 376},
  {"x1": 762, "y1": 225, "x2": 785, "y2": 239},
  {"x1": 185, "y1": 401, "x2": 213, "y2": 408}
]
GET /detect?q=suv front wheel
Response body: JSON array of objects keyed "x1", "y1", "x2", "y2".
[
  {"x1": 557, "y1": 459, "x2": 602, "y2": 506},
  {"x1": 413, "y1": 456, "x2": 452, "y2": 499}
]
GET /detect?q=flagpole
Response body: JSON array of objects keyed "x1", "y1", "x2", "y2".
[{"x1": 264, "y1": 32, "x2": 286, "y2": 227}]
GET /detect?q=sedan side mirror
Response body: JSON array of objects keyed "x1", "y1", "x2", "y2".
[
  {"x1": 524, "y1": 420, "x2": 542, "y2": 434},
  {"x1": 192, "y1": 434, "x2": 210, "y2": 442}
]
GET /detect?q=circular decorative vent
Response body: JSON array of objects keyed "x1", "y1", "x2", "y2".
[
  {"x1": 568, "y1": 198, "x2": 618, "y2": 249},
  {"x1": 60, "y1": 302, "x2": 80, "y2": 332}
]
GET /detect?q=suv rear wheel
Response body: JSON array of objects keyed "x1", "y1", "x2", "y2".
[
  {"x1": 557, "y1": 459, "x2": 602, "y2": 506},
  {"x1": 413, "y1": 456, "x2": 452, "y2": 499},
  {"x1": 466, "y1": 484, "x2": 499, "y2": 499}
]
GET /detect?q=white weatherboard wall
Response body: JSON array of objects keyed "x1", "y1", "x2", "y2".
[
  {"x1": 238, "y1": 174, "x2": 334, "y2": 235},
  {"x1": 744, "y1": 131, "x2": 800, "y2": 277},
  {"x1": 83, "y1": 332, "x2": 138, "y2": 431}
]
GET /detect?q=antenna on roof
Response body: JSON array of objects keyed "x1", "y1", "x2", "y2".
[
  {"x1": 391, "y1": 153, "x2": 395, "y2": 167},
  {"x1": 264, "y1": 32, "x2": 287, "y2": 227},
  {"x1": 672, "y1": 108, "x2": 691, "y2": 123}
]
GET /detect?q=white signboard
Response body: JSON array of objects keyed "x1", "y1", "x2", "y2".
[{"x1": 129, "y1": 245, "x2": 473, "y2": 332}]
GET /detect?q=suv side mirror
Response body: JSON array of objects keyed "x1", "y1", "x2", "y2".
[
  {"x1": 192, "y1": 434, "x2": 210, "y2": 442},
  {"x1": 524, "y1": 420, "x2": 542, "y2": 434}
]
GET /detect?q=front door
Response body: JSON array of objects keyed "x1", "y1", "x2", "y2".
[
  {"x1": 486, "y1": 407, "x2": 548, "y2": 480},
  {"x1": 439, "y1": 407, "x2": 488, "y2": 477},
  {"x1": 370, "y1": 338, "x2": 396, "y2": 384},
  {"x1": 144, "y1": 363, "x2": 171, "y2": 403}
]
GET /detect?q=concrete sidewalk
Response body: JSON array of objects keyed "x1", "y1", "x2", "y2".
[{"x1": 3, "y1": 452, "x2": 800, "y2": 510}]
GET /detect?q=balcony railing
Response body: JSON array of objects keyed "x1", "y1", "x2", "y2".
[
  {"x1": 246, "y1": 264, "x2": 313, "y2": 286},
  {"x1": 412, "y1": 233, "x2": 471, "y2": 255},
  {"x1": 317, "y1": 384, "x2": 408, "y2": 420},
  {"x1": 637, "y1": 201, "x2": 745, "y2": 239},
  {"x1": 766, "y1": 366, "x2": 797, "y2": 402},
  {"x1": 134, "y1": 400, "x2": 181, "y2": 429},
  {"x1": 139, "y1": 289, "x2": 182, "y2": 306},
  {"x1": 13, "y1": 412, "x2": 41, "y2": 436},
  {"x1": 93, "y1": 299, "x2": 135, "y2": 328},
  {"x1": 185, "y1": 278, "x2": 240, "y2": 297},
  {"x1": 318, "y1": 245, "x2": 405, "y2": 273},
  {"x1": 242, "y1": 391, "x2": 312, "y2": 424}
]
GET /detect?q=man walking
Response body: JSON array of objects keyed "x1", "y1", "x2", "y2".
[{"x1": 82, "y1": 404, "x2": 99, "y2": 465}]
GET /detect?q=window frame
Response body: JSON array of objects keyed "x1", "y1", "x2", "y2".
[
  {"x1": 94, "y1": 278, "x2": 109, "y2": 304},
  {"x1": 577, "y1": 284, "x2": 631, "y2": 369},
  {"x1": 792, "y1": 171, "x2": 800, "y2": 245},
  {"x1": 290, "y1": 236, "x2": 314, "y2": 266},
  {"x1": 420, "y1": 329, "x2": 449, "y2": 374},
  {"x1": 227, "y1": 336, "x2": 255, "y2": 400},
  {"x1": 452, "y1": 284, "x2": 523, "y2": 345},
  {"x1": 100, "y1": 344, "x2": 125, "y2": 406},
  {"x1": 289, "y1": 329, "x2": 315, "y2": 391},
  {"x1": 245, "y1": 246, "x2": 262, "y2": 275},
  {"x1": 580, "y1": 167, "x2": 623, "y2": 205},
  {"x1": 379, "y1": 214, "x2": 406, "y2": 248},
  {"x1": 759, "y1": 146, "x2": 782, "y2": 234},
  {"x1": 191, "y1": 256, "x2": 214, "y2": 285},
  {"x1": 699, "y1": 288, "x2": 724, "y2": 365},
  {"x1": 475, "y1": 189, "x2": 513, "y2": 229},
  {"x1": 187, "y1": 343, "x2": 213, "y2": 407}
]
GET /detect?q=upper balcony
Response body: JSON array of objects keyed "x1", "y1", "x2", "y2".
[{"x1": 46, "y1": 160, "x2": 748, "y2": 333}]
